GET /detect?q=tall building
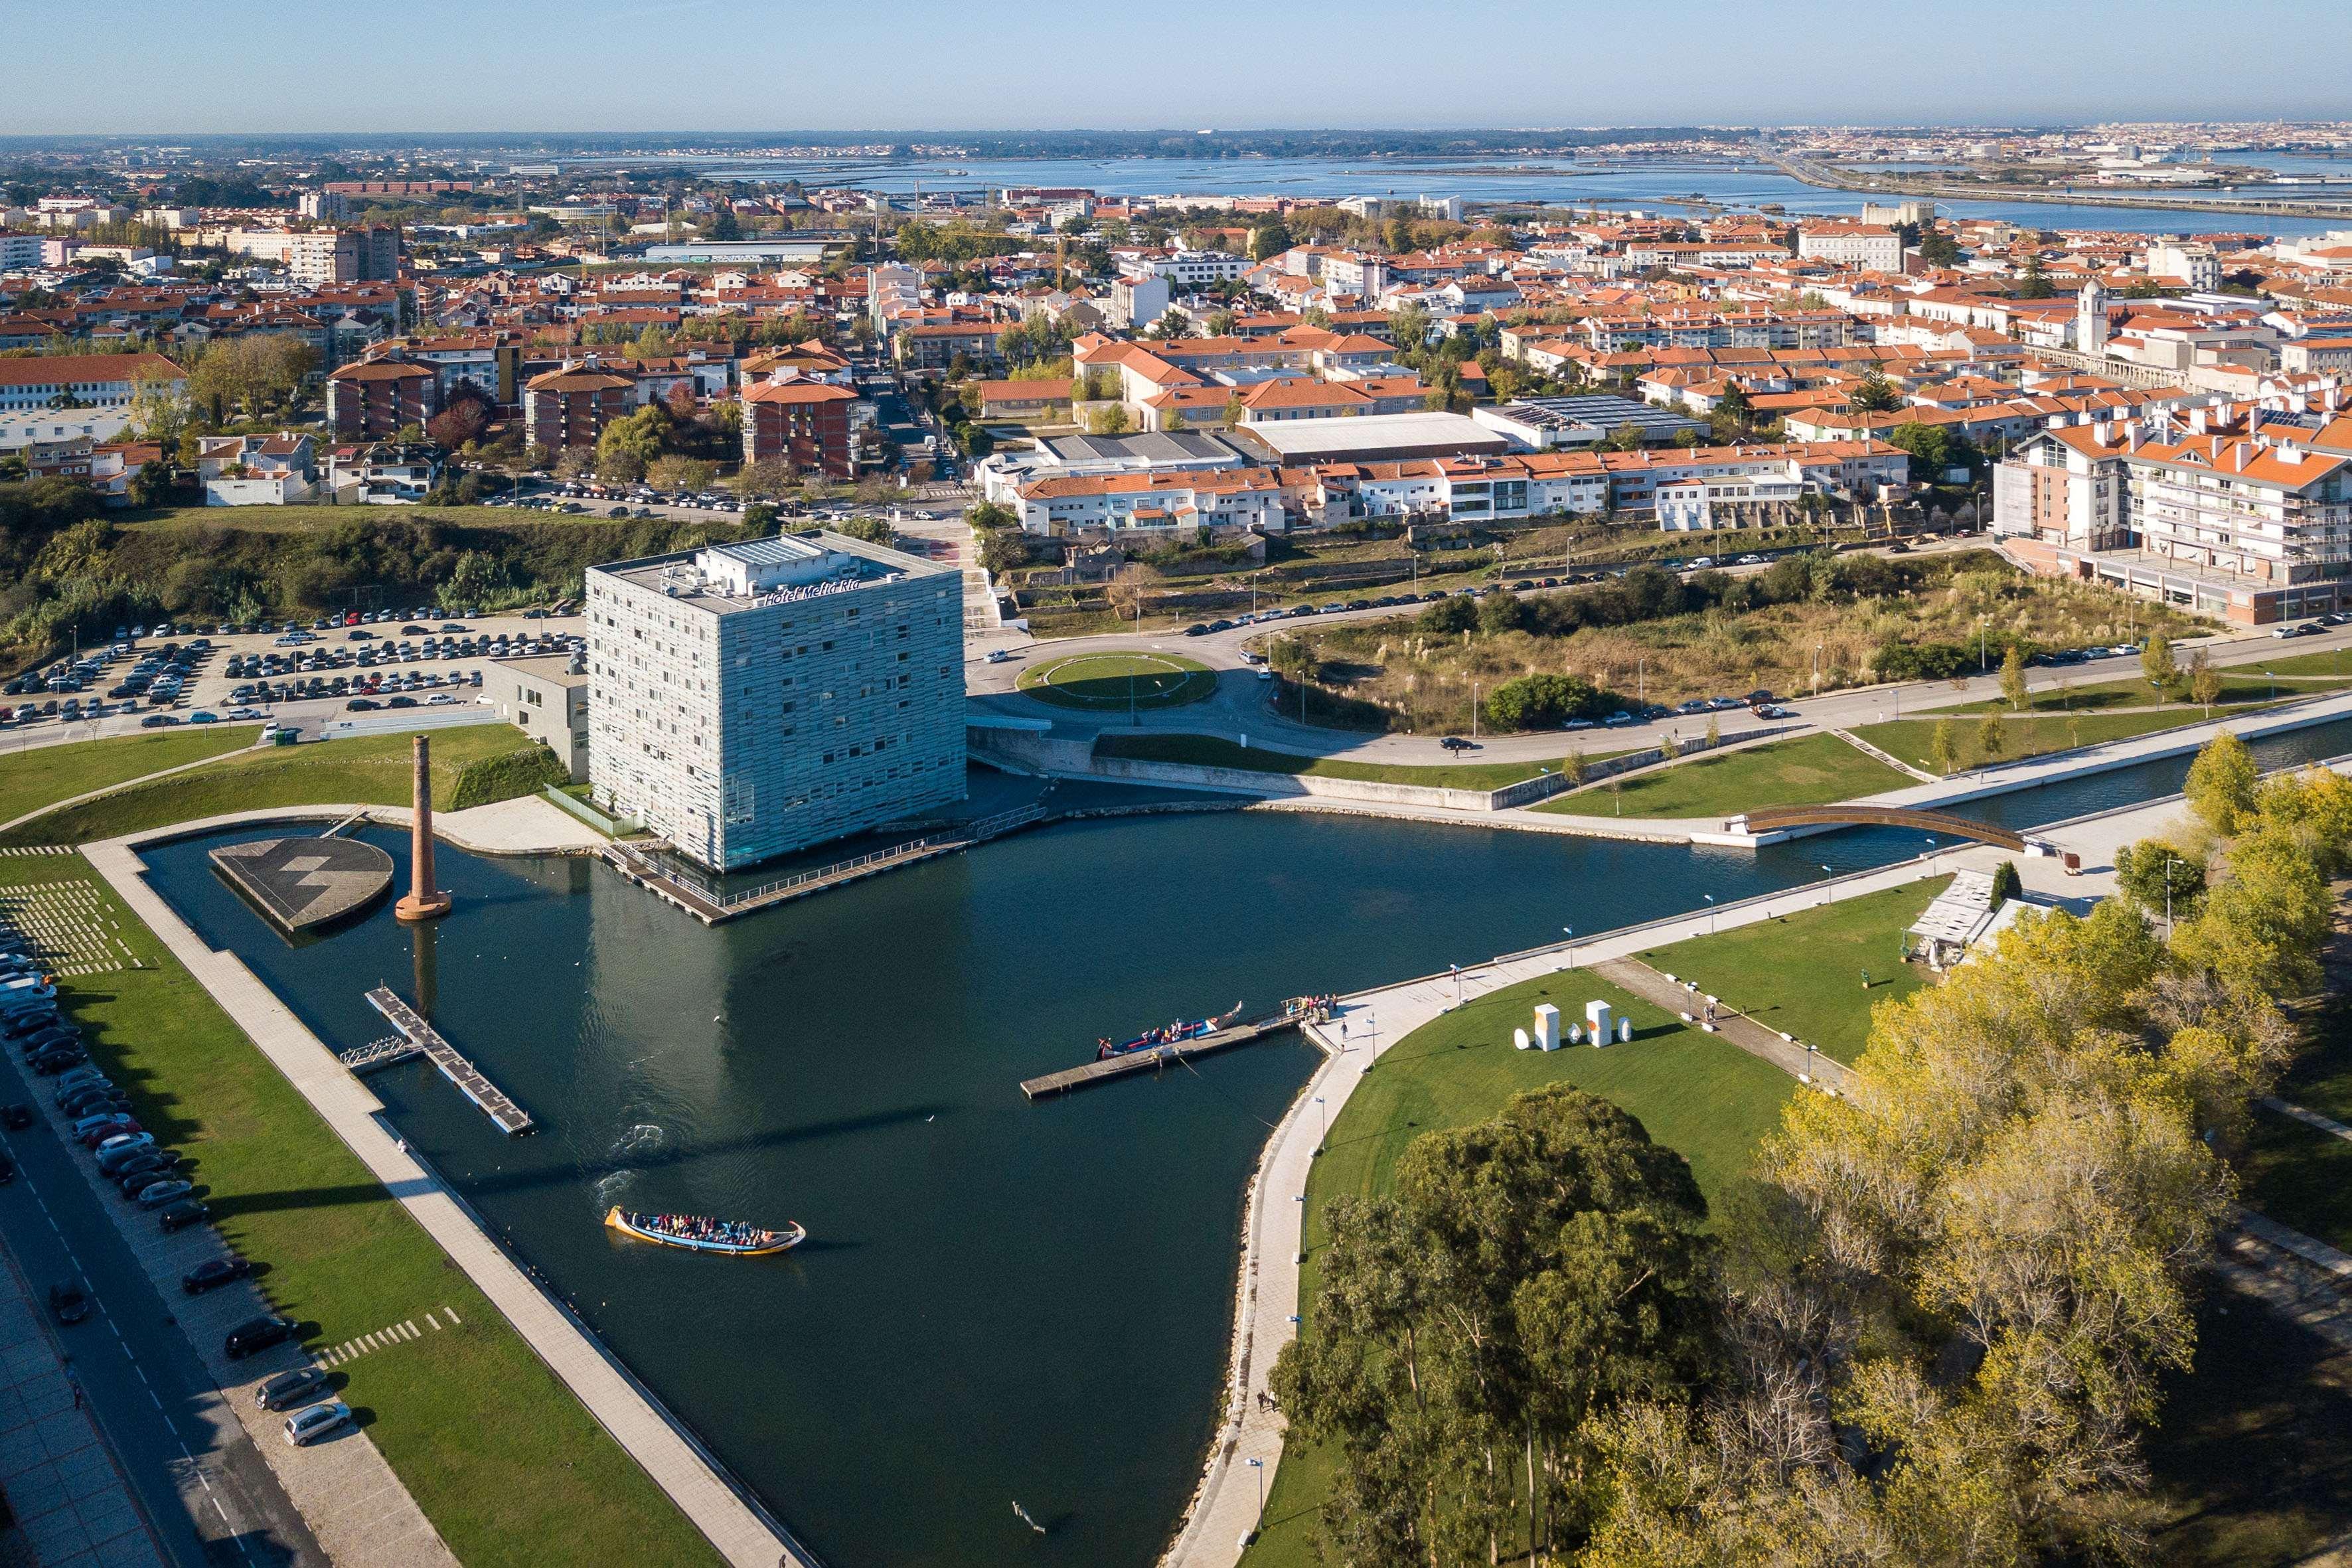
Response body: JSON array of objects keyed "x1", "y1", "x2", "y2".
[
  {"x1": 326, "y1": 358, "x2": 439, "y2": 439},
  {"x1": 523, "y1": 364, "x2": 635, "y2": 452},
  {"x1": 585, "y1": 532, "x2": 966, "y2": 870},
  {"x1": 740, "y1": 376, "x2": 859, "y2": 477}
]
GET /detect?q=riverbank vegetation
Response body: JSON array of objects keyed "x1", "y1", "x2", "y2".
[
  {"x1": 1255, "y1": 734, "x2": 2352, "y2": 1567},
  {"x1": 1253, "y1": 550, "x2": 2203, "y2": 736},
  {"x1": 0, "y1": 853, "x2": 723, "y2": 1567},
  {"x1": 0, "y1": 725, "x2": 553, "y2": 845}
]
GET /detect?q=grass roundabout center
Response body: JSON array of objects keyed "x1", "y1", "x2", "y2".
[{"x1": 1015, "y1": 651, "x2": 1217, "y2": 711}]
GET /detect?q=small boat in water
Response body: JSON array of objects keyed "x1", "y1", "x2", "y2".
[
  {"x1": 1096, "y1": 1002, "x2": 1245, "y2": 1059},
  {"x1": 604, "y1": 1207, "x2": 805, "y2": 1256}
]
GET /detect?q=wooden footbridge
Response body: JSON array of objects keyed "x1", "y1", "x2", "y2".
[
  {"x1": 1731, "y1": 805, "x2": 2055, "y2": 858},
  {"x1": 364, "y1": 985, "x2": 536, "y2": 1135},
  {"x1": 1020, "y1": 1002, "x2": 1330, "y2": 1099}
]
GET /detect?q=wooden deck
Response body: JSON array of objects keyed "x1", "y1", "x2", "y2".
[
  {"x1": 364, "y1": 986, "x2": 536, "y2": 1135},
  {"x1": 1020, "y1": 1014, "x2": 1310, "y2": 1099}
]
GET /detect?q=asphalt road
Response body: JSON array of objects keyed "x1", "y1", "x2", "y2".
[{"x1": 0, "y1": 1056, "x2": 323, "y2": 1567}]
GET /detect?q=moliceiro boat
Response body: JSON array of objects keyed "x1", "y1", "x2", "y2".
[
  {"x1": 604, "y1": 1208, "x2": 807, "y2": 1256},
  {"x1": 1096, "y1": 1002, "x2": 1245, "y2": 1060}
]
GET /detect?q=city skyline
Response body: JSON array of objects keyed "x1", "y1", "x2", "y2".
[{"x1": 6, "y1": 0, "x2": 2350, "y2": 135}]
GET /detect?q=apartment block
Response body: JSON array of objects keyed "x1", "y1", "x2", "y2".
[
  {"x1": 741, "y1": 376, "x2": 859, "y2": 478},
  {"x1": 326, "y1": 358, "x2": 439, "y2": 439},
  {"x1": 585, "y1": 533, "x2": 966, "y2": 871},
  {"x1": 523, "y1": 364, "x2": 635, "y2": 452}
]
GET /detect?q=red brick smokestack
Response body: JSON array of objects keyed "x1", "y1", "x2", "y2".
[{"x1": 394, "y1": 734, "x2": 453, "y2": 923}]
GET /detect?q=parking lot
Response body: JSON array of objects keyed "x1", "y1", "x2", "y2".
[{"x1": 1, "y1": 610, "x2": 589, "y2": 752}]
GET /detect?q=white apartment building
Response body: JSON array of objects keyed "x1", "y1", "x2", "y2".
[
  {"x1": 1795, "y1": 222, "x2": 1905, "y2": 273},
  {"x1": 1109, "y1": 273, "x2": 1170, "y2": 330},
  {"x1": 1992, "y1": 423, "x2": 2133, "y2": 552},
  {"x1": 586, "y1": 532, "x2": 965, "y2": 871},
  {"x1": 1133, "y1": 249, "x2": 1249, "y2": 288},
  {"x1": 0, "y1": 352, "x2": 185, "y2": 413}
]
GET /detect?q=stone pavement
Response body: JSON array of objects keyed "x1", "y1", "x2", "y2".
[
  {"x1": 0, "y1": 1247, "x2": 163, "y2": 1568},
  {"x1": 82, "y1": 832, "x2": 815, "y2": 1568}
]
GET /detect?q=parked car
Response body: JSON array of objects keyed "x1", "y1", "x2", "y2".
[
  {"x1": 0, "y1": 1104, "x2": 33, "y2": 1131},
  {"x1": 135, "y1": 1179, "x2": 195, "y2": 1210},
  {"x1": 157, "y1": 1198, "x2": 210, "y2": 1232},
  {"x1": 121, "y1": 1168, "x2": 179, "y2": 1200},
  {"x1": 224, "y1": 1315, "x2": 295, "y2": 1360},
  {"x1": 1439, "y1": 736, "x2": 1478, "y2": 751},
  {"x1": 183, "y1": 1257, "x2": 253, "y2": 1296},
  {"x1": 255, "y1": 1366, "x2": 331, "y2": 1411},
  {"x1": 283, "y1": 1401, "x2": 353, "y2": 1447},
  {"x1": 95, "y1": 1135, "x2": 157, "y2": 1174},
  {"x1": 48, "y1": 1283, "x2": 90, "y2": 1326},
  {"x1": 29, "y1": 1048, "x2": 88, "y2": 1075}
]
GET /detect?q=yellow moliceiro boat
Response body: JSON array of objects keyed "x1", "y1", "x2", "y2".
[{"x1": 604, "y1": 1207, "x2": 807, "y2": 1256}]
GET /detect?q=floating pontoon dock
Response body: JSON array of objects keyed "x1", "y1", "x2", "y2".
[{"x1": 364, "y1": 985, "x2": 536, "y2": 1135}]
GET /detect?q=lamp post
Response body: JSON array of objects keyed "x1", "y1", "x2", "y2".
[
  {"x1": 1314, "y1": 1095, "x2": 1328, "y2": 1151},
  {"x1": 1821, "y1": 864, "x2": 1836, "y2": 905},
  {"x1": 1472, "y1": 682, "x2": 1480, "y2": 740},
  {"x1": 1450, "y1": 963, "x2": 1464, "y2": 1010},
  {"x1": 1703, "y1": 893, "x2": 1717, "y2": 934},
  {"x1": 1248, "y1": 1457, "x2": 1266, "y2": 1528},
  {"x1": 1561, "y1": 925, "x2": 1575, "y2": 969}
]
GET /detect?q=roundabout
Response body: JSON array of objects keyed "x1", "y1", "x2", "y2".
[{"x1": 1014, "y1": 651, "x2": 1217, "y2": 712}]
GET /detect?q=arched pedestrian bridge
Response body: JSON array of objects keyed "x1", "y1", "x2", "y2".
[{"x1": 1728, "y1": 805, "x2": 2061, "y2": 860}]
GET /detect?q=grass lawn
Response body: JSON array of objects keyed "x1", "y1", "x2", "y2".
[
  {"x1": 2238, "y1": 1113, "x2": 2352, "y2": 1254},
  {"x1": 1241, "y1": 971, "x2": 1796, "y2": 1568},
  {"x1": 1849, "y1": 707, "x2": 2232, "y2": 773},
  {"x1": 1639, "y1": 877, "x2": 1950, "y2": 1065},
  {"x1": 1093, "y1": 732, "x2": 1628, "y2": 791},
  {"x1": 2146, "y1": 1287, "x2": 2352, "y2": 1566},
  {"x1": 1536, "y1": 733, "x2": 1908, "y2": 820},
  {"x1": 1928, "y1": 672, "x2": 2347, "y2": 717},
  {"x1": 118, "y1": 503, "x2": 532, "y2": 536},
  {"x1": 0, "y1": 726, "x2": 534, "y2": 846},
  {"x1": 1014, "y1": 651, "x2": 1216, "y2": 710},
  {"x1": 2242, "y1": 646, "x2": 2352, "y2": 679},
  {"x1": 0, "y1": 727, "x2": 262, "y2": 828},
  {"x1": 0, "y1": 856, "x2": 720, "y2": 1567}
]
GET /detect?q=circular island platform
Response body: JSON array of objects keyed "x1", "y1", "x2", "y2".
[{"x1": 207, "y1": 834, "x2": 396, "y2": 934}]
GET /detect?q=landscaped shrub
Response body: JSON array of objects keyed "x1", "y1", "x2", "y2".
[{"x1": 448, "y1": 742, "x2": 570, "y2": 810}]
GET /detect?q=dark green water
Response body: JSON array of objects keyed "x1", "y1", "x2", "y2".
[{"x1": 137, "y1": 716, "x2": 2352, "y2": 1567}]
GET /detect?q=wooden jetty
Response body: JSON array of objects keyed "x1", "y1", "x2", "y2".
[
  {"x1": 364, "y1": 985, "x2": 536, "y2": 1135},
  {"x1": 1019, "y1": 1012, "x2": 1318, "y2": 1100}
]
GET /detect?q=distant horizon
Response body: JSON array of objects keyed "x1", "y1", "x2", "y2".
[{"x1": 7, "y1": 0, "x2": 2347, "y2": 137}]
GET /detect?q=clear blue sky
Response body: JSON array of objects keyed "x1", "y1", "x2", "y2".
[{"x1": 7, "y1": 0, "x2": 2348, "y2": 135}]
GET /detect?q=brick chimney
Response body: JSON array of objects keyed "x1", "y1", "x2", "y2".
[{"x1": 394, "y1": 734, "x2": 453, "y2": 923}]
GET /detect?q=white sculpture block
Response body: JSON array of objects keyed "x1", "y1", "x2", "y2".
[{"x1": 1585, "y1": 998, "x2": 1612, "y2": 1046}]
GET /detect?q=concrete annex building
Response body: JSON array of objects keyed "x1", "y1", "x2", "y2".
[{"x1": 585, "y1": 533, "x2": 965, "y2": 871}]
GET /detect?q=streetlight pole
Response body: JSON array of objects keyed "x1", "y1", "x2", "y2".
[
  {"x1": 1472, "y1": 682, "x2": 1480, "y2": 740},
  {"x1": 1821, "y1": 864, "x2": 1836, "y2": 904},
  {"x1": 1703, "y1": 893, "x2": 1717, "y2": 934},
  {"x1": 1561, "y1": 925, "x2": 1575, "y2": 969},
  {"x1": 1314, "y1": 1095, "x2": 1327, "y2": 1151},
  {"x1": 1450, "y1": 963, "x2": 1463, "y2": 1010}
]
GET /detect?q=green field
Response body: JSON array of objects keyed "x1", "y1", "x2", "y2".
[
  {"x1": 0, "y1": 727, "x2": 262, "y2": 829},
  {"x1": 119, "y1": 503, "x2": 534, "y2": 536},
  {"x1": 1850, "y1": 707, "x2": 2226, "y2": 772},
  {"x1": 0, "y1": 855, "x2": 721, "y2": 1567},
  {"x1": 1930, "y1": 672, "x2": 2347, "y2": 717},
  {"x1": 1241, "y1": 971, "x2": 1796, "y2": 1568},
  {"x1": 1536, "y1": 732, "x2": 1908, "y2": 820},
  {"x1": 1014, "y1": 651, "x2": 1216, "y2": 710},
  {"x1": 1640, "y1": 878, "x2": 1949, "y2": 1065},
  {"x1": 2240, "y1": 646, "x2": 2352, "y2": 678},
  {"x1": 1093, "y1": 732, "x2": 1626, "y2": 791},
  {"x1": 0, "y1": 725, "x2": 541, "y2": 846}
]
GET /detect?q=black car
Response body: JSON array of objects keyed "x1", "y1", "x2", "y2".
[
  {"x1": 17, "y1": 1028, "x2": 78, "y2": 1057},
  {"x1": 0, "y1": 1105, "x2": 31, "y2": 1131},
  {"x1": 157, "y1": 1198, "x2": 210, "y2": 1233},
  {"x1": 254, "y1": 1366, "x2": 331, "y2": 1411},
  {"x1": 120, "y1": 1168, "x2": 179, "y2": 1200},
  {"x1": 61, "y1": 1093, "x2": 129, "y2": 1121},
  {"x1": 48, "y1": 1283, "x2": 90, "y2": 1325},
  {"x1": 29, "y1": 1050, "x2": 87, "y2": 1075},
  {"x1": 0, "y1": 1010, "x2": 60, "y2": 1040},
  {"x1": 183, "y1": 1257, "x2": 252, "y2": 1296},
  {"x1": 224, "y1": 1315, "x2": 293, "y2": 1359},
  {"x1": 109, "y1": 1150, "x2": 174, "y2": 1184}
]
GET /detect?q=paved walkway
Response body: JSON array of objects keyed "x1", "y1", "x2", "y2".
[
  {"x1": 0, "y1": 1246, "x2": 164, "y2": 1568},
  {"x1": 78, "y1": 797, "x2": 606, "y2": 860},
  {"x1": 1592, "y1": 958, "x2": 1854, "y2": 1091},
  {"x1": 82, "y1": 832, "x2": 815, "y2": 1568},
  {"x1": 2263, "y1": 1095, "x2": 2352, "y2": 1144}
]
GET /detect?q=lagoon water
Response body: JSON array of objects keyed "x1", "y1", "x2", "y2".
[
  {"x1": 139, "y1": 716, "x2": 2352, "y2": 1566},
  {"x1": 588, "y1": 150, "x2": 2352, "y2": 237}
]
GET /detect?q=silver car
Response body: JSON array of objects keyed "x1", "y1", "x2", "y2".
[{"x1": 283, "y1": 1400, "x2": 353, "y2": 1447}]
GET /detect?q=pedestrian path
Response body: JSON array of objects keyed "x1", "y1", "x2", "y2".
[
  {"x1": 2262, "y1": 1094, "x2": 2352, "y2": 1144},
  {"x1": 1828, "y1": 726, "x2": 1937, "y2": 782},
  {"x1": 1591, "y1": 957, "x2": 1855, "y2": 1091},
  {"x1": 83, "y1": 829, "x2": 816, "y2": 1568},
  {"x1": 0, "y1": 1239, "x2": 165, "y2": 1568}
]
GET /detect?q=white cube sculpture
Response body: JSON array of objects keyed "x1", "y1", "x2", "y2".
[
  {"x1": 1585, "y1": 999, "x2": 1613, "y2": 1048},
  {"x1": 1533, "y1": 1004, "x2": 1561, "y2": 1052}
]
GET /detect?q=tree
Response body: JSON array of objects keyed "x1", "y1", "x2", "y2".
[
  {"x1": 425, "y1": 390, "x2": 493, "y2": 451},
  {"x1": 1416, "y1": 594, "x2": 1478, "y2": 635},
  {"x1": 1974, "y1": 712, "x2": 2006, "y2": 765},
  {"x1": 1988, "y1": 858, "x2": 2022, "y2": 907},
  {"x1": 1928, "y1": 717, "x2": 1960, "y2": 776},
  {"x1": 1272, "y1": 1083, "x2": 1717, "y2": 1564},
  {"x1": 743, "y1": 502, "x2": 779, "y2": 529},
  {"x1": 1202, "y1": 309, "x2": 1238, "y2": 338},
  {"x1": 553, "y1": 445, "x2": 595, "y2": 481},
  {"x1": 125, "y1": 369, "x2": 195, "y2": 451},
  {"x1": 2184, "y1": 730, "x2": 2258, "y2": 835},
  {"x1": 965, "y1": 499, "x2": 1017, "y2": 532},
  {"x1": 1885, "y1": 419, "x2": 1952, "y2": 477},
  {"x1": 2114, "y1": 838, "x2": 2205, "y2": 921},
  {"x1": 1847, "y1": 370, "x2": 1901, "y2": 414},
  {"x1": 1602, "y1": 422, "x2": 1647, "y2": 452},
  {"x1": 975, "y1": 526, "x2": 1028, "y2": 575},
  {"x1": 1103, "y1": 564, "x2": 1156, "y2": 626},
  {"x1": 1085, "y1": 403, "x2": 1133, "y2": 435},
  {"x1": 2141, "y1": 628, "x2": 2177, "y2": 698},
  {"x1": 1998, "y1": 643, "x2": 2029, "y2": 711},
  {"x1": 1221, "y1": 393, "x2": 1245, "y2": 430},
  {"x1": 1484, "y1": 672, "x2": 1605, "y2": 731},
  {"x1": 2018, "y1": 253, "x2": 2056, "y2": 299},
  {"x1": 2187, "y1": 648, "x2": 2221, "y2": 716},
  {"x1": 1245, "y1": 219, "x2": 1293, "y2": 262},
  {"x1": 646, "y1": 455, "x2": 715, "y2": 493}
]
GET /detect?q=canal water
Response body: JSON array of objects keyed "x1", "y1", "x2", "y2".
[{"x1": 137, "y1": 718, "x2": 2352, "y2": 1568}]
